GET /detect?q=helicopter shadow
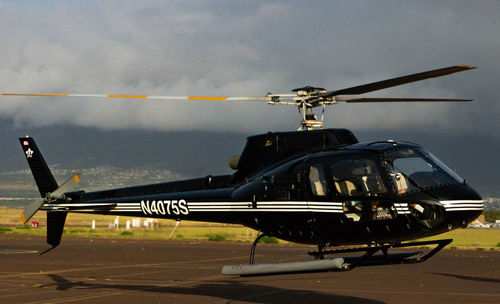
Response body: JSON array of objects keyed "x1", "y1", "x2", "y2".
[
  {"x1": 429, "y1": 272, "x2": 500, "y2": 284},
  {"x1": 45, "y1": 274, "x2": 385, "y2": 304}
]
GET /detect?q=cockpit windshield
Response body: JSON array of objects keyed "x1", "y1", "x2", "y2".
[{"x1": 384, "y1": 148, "x2": 464, "y2": 195}]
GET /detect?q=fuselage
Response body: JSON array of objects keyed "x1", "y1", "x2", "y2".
[{"x1": 45, "y1": 140, "x2": 482, "y2": 246}]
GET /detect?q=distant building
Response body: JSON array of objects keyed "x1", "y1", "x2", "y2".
[{"x1": 484, "y1": 198, "x2": 500, "y2": 211}]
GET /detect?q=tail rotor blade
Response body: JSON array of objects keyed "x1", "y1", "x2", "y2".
[
  {"x1": 49, "y1": 173, "x2": 80, "y2": 200},
  {"x1": 21, "y1": 201, "x2": 45, "y2": 224}
]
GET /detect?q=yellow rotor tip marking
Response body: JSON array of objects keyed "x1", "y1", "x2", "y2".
[
  {"x1": 457, "y1": 65, "x2": 477, "y2": 69},
  {"x1": 20, "y1": 213, "x2": 26, "y2": 224},
  {"x1": 188, "y1": 96, "x2": 228, "y2": 101},
  {"x1": 107, "y1": 95, "x2": 148, "y2": 98},
  {"x1": 74, "y1": 174, "x2": 80, "y2": 185}
]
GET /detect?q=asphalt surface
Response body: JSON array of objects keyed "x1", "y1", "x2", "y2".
[{"x1": 0, "y1": 234, "x2": 499, "y2": 304}]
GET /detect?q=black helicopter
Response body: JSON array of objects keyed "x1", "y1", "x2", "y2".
[{"x1": 7, "y1": 65, "x2": 483, "y2": 276}]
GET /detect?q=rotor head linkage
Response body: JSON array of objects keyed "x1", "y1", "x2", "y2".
[{"x1": 298, "y1": 104, "x2": 323, "y2": 131}]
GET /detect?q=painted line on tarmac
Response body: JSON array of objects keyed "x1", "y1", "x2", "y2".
[
  {"x1": 0, "y1": 254, "x2": 251, "y2": 279},
  {"x1": 316, "y1": 287, "x2": 500, "y2": 298},
  {"x1": 0, "y1": 249, "x2": 38, "y2": 254},
  {"x1": 25, "y1": 274, "x2": 226, "y2": 304}
]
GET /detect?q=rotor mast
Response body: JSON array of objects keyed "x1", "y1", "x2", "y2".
[{"x1": 292, "y1": 86, "x2": 328, "y2": 130}]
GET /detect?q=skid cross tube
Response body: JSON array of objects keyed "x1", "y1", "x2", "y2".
[
  {"x1": 316, "y1": 244, "x2": 327, "y2": 260},
  {"x1": 308, "y1": 239, "x2": 453, "y2": 269},
  {"x1": 249, "y1": 234, "x2": 266, "y2": 264}
]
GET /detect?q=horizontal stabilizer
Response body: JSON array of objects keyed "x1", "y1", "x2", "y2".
[{"x1": 42, "y1": 203, "x2": 117, "y2": 211}]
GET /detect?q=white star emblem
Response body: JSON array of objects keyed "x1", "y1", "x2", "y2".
[{"x1": 25, "y1": 148, "x2": 34, "y2": 158}]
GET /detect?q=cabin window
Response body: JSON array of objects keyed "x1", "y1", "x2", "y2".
[
  {"x1": 309, "y1": 164, "x2": 329, "y2": 196},
  {"x1": 330, "y1": 159, "x2": 387, "y2": 197}
]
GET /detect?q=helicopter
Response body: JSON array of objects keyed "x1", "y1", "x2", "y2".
[{"x1": 5, "y1": 65, "x2": 483, "y2": 276}]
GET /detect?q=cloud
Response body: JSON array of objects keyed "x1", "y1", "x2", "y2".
[{"x1": 0, "y1": 1, "x2": 499, "y2": 135}]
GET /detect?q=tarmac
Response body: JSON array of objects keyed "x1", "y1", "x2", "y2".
[{"x1": 0, "y1": 234, "x2": 499, "y2": 304}]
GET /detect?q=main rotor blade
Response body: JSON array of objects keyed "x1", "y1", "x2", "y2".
[
  {"x1": 325, "y1": 65, "x2": 476, "y2": 96},
  {"x1": 1, "y1": 93, "x2": 270, "y2": 102},
  {"x1": 337, "y1": 97, "x2": 472, "y2": 103}
]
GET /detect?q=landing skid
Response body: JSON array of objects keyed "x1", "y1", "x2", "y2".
[
  {"x1": 308, "y1": 239, "x2": 452, "y2": 269},
  {"x1": 222, "y1": 238, "x2": 452, "y2": 276}
]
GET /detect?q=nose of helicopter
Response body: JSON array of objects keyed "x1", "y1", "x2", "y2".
[
  {"x1": 440, "y1": 199, "x2": 484, "y2": 228},
  {"x1": 412, "y1": 183, "x2": 483, "y2": 230},
  {"x1": 432, "y1": 184, "x2": 484, "y2": 229}
]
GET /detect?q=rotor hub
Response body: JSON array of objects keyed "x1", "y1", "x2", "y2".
[{"x1": 292, "y1": 86, "x2": 326, "y2": 96}]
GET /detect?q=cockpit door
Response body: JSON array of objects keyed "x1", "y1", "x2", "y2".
[{"x1": 328, "y1": 157, "x2": 397, "y2": 222}]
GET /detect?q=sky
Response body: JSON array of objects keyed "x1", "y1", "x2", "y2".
[{"x1": 0, "y1": 1, "x2": 499, "y2": 193}]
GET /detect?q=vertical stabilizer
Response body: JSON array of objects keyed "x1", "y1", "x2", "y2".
[
  {"x1": 19, "y1": 136, "x2": 58, "y2": 197},
  {"x1": 19, "y1": 136, "x2": 68, "y2": 251},
  {"x1": 47, "y1": 212, "x2": 67, "y2": 248}
]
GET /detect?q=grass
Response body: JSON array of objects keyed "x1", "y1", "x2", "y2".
[
  {"x1": 419, "y1": 229, "x2": 500, "y2": 249},
  {"x1": 0, "y1": 208, "x2": 259, "y2": 242},
  {"x1": 1, "y1": 208, "x2": 499, "y2": 249},
  {"x1": 259, "y1": 236, "x2": 279, "y2": 244},
  {"x1": 0, "y1": 227, "x2": 12, "y2": 233},
  {"x1": 207, "y1": 233, "x2": 226, "y2": 241}
]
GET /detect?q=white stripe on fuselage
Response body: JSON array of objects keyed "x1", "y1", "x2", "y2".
[
  {"x1": 187, "y1": 201, "x2": 344, "y2": 213},
  {"x1": 439, "y1": 200, "x2": 484, "y2": 211},
  {"x1": 95, "y1": 201, "x2": 347, "y2": 213},
  {"x1": 53, "y1": 200, "x2": 484, "y2": 214}
]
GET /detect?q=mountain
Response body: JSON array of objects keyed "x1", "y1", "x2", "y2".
[{"x1": 1, "y1": 119, "x2": 498, "y2": 197}]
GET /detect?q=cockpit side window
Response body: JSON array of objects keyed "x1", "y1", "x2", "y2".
[
  {"x1": 385, "y1": 149, "x2": 464, "y2": 194},
  {"x1": 330, "y1": 159, "x2": 387, "y2": 197},
  {"x1": 384, "y1": 160, "x2": 410, "y2": 194},
  {"x1": 309, "y1": 164, "x2": 329, "y2": 197}
]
